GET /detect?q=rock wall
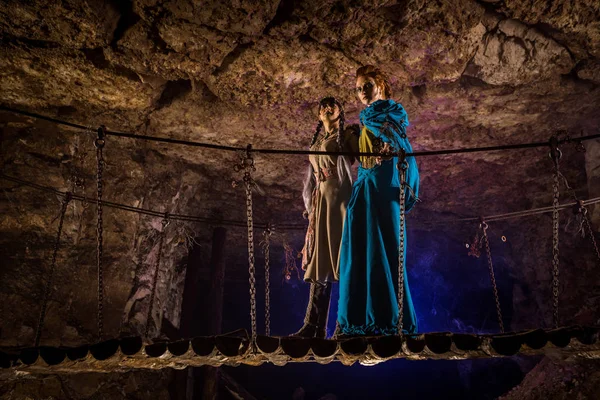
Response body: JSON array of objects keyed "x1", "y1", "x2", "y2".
[{"x1": 1, "y1": 0, "x2": 599, "y2": 397}]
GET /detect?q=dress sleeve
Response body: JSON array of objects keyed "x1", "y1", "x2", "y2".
[
  {"x1": 344, "y1": 126, "x2": 360, "y2": 151},
  {"x1": 343, "y1": 125, "x2": 360, "y2": 163}
]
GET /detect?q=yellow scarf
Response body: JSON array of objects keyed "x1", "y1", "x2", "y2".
[{"x1": 359, "y1": 126, "x2": 378, "y2": 169}]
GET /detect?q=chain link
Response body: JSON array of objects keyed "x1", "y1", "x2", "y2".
[
  {"x1": 263, "y1": 224, "x2": 273, "y2": 336},
  {"x1": 481, "y1": 221, "x2": 505, "y2": 333},
  {"x1": 581, "y1": 211, "x2": 600, "y2": 264},
  {"x1": 559, "y1": 172, "x2": 600, "y2": 267},
  {"x1": 95, "y1": 127, "x2": 106, "y2": 340},
  {"x1": 235, "y1": 145, "x2": 257, "y2": 343},
  {"x1": 550, "y1": 137, "x2": 561, "y2": 328},
  {"x1": 34, "y1": 193, "x2": 72, "y2": 347},
  {"x1": 397, "y1": 152, "x2": 407, "y2": 335}
]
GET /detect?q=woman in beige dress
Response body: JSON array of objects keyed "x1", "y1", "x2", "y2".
[{"x1": 292, "y1": 96, "x2": 358, "y2": 338}]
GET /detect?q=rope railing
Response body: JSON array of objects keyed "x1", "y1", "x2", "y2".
[
  {"x1": 2, "y1": 173, "x2": 600, "y2": 230},
  {"x1": 1, "y1": 106, "x2": 598, "y2": 158}
]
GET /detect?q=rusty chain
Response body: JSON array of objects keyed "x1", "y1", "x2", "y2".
[
  {"x1": 234, "y1": 145, "x2": 257, "y2": 344},
  {"x1": 145, "y1": 213, "x2": 170, "y2": 338},
  {"x1": 34, "y1": 192, "x2": 72, "y2": 347},
  {"x1": 559, "y1": 173, "x2": 600, "y2": 267},
  {"x1": 580, "y1": 207, "x2": 600, "y2": 264},
  {"x1": 396, "y1": 151, "x2": 407, "y2": 335},
  {"x1": 550, "y1": 136, "x2": 561, "y2": 328},
  {"x1": 480, "y1": 221, "x2": 505, "y2": 333},
  {"x1": 95, "y1": 126, "x2": 106, "y2": 340},
  {"x1": 262, "y1": 224, "x2": 273, "y2": 336}
]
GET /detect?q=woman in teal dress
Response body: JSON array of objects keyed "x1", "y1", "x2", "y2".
[{"x1": 336, "y1": 65, "x2": 420, "y2": 336}]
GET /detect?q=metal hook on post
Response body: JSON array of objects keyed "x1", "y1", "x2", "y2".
[
  {"x1": 162, "y1": 212, "x2": 170, "y2": 229},
  {"x1": 95, "y1": 125, "x2": 106, "y2": 149},
  {"x1": 549, "y1": 135, "x2": 562, "y2": 166}
]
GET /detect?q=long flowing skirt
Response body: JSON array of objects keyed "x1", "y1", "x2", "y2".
[{"x1": 337, "y1": 159, "x2": 418, "y2": 335}]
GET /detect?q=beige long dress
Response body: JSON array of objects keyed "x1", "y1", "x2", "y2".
[{"x1": 302, "y1": 133, "x2": 356, "y2": 283}]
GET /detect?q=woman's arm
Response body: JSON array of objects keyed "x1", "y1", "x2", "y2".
[
  {"x1": 373, "y1": 118, "x2": 407, "y2": 152},
  {"x1": 344, "y1": 124, "x2": 360, "y2": 164}
]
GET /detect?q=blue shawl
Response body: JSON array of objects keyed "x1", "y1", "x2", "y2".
[{"x1": 360, "y1": 99, "x2": 420, "y2": 211}]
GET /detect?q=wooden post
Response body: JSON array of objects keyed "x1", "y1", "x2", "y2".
[
  {"x1": 175, "y1": 227, "x2": 227, "y2": 400},
  {"x1": 172, "y1": 237, "x2": 203, "y2": 400},
  {"x1": 179, "y1": 237, "x2": 203, "y2": 339},
  {"x1": 201, "y1": 227, "x2": 227, "y2": 400},
  {"x1": 207, "y1": 227, "x2": 227, "y2": 335}
]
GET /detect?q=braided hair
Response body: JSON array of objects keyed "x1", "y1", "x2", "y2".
[
  {"x1": 336, "y1": 106, "x2": 345, "y2": 153},
  {"x1": 303, "y1": 96, "x2": 354, "y2": 213},
  {"x1": 309, "y1": 120, "x2": 324, "y2": 147}
]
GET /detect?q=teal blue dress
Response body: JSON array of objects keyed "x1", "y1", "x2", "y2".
[{"x1": 337, "y1": 99, "x2": 419, "y2": 335}]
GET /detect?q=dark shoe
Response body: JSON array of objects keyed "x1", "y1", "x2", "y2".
[{"x1": 290, "y1": 283, "x2": 332, "y2": 339}]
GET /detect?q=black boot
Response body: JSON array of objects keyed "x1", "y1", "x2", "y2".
[{"x1": 291, "y1": 282, "x2": 332, "y2": 338}]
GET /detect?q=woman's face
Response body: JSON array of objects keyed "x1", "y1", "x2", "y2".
[
  {"x1": 355, "y1": 75, "x2": 382, "y2": 106},
  {"x1": 319, "y1": 100, "x2": 340, "y2": 124}
]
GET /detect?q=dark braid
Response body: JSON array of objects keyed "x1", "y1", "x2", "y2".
[
  {"x1": 310, "y1": 120, "x2": 324, "y2": 147},
  {"x1": 336, "y1": 102, "x2": 345, "y2": 152}
]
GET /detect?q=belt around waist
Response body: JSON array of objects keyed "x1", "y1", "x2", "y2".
[{"x1": 314, "y1": 167, "x2": 337, "y2": 182}]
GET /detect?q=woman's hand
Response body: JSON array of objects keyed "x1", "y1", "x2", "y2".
[{"x1": 375, "y1": 143, "x2": 394, "y2": 165}]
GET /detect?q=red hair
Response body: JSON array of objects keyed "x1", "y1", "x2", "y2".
[{"x1": 356, "y1": 65, "x2": 392, "y2": 99}]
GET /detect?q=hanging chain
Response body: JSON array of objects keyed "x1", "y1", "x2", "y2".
[
  {"x1": 95, "y1": 126, "x2": 106, "y2": 340},
  {"x1": 234, "y1": 145, "x2": 257, "y2": 344},
  {"x1": 480, "y1": 220, "x2": 505, "y2": 333},
  {"x1": 579, "y1": 206, "x2": 600, "y2": 264},
  {"x1": 263, "y1": 224, "x2": 273, "y2": 336},
  {"x1": 145, "y1": 213, "x2": 170, "y2": 338},
  {"x1": 34, "y1": 192, "x2": 72, "y2": 347},
  {"x1": 396, "y1": 151, "x2": 407, "y2": 335},
  {"x1": 550, "y1": 136, "x2": 561, "y2": 328},
  {"x1": 560, "y1": 171, "x2": 600, "y2": 267}
]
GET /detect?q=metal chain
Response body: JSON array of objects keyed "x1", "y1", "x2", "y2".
[
  {"x1": 34, "y1": 192, "x2": 72, "y2": 347},
  {"x1": 581, "y1": 210, "x2": 600, "y2": 264},
  {"x1": 397, "y1": 151, "x2": 407, "y2": 335},
  {"x1": 234, "y1": 145, "x2": 257, "y2": 343},
  {"x1": 559, "y1": 171, "x2": 600, "y2": 267},
  {"x1": 95, "y1": 127, "x2": 106, "y2": 340},
  {"x1": 263, "y1": 224, "x2": 273, "y2": 336},
  {"x1": 550, "y1": 137, "x2": 561, "y2": 328},
  {"x1": 481, "y1": 221, "x2": 505, "y2": 333},
  {"x1": 145, "y1": 213, "x2": 170, "y2": 338}
]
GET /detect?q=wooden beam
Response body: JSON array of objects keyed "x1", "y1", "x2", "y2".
[{"x1": 201, "y1": 227, "x2": 228, "y2": 400}]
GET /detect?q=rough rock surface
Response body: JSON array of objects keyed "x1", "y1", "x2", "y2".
[
  {"x1": 499, "y1": 358, "x2": 600, "y2": 400},
  {"x1": 0, "y1": 369, "x2": 173, "y2": 399},
  {"x1": 0, "y1": 0, "x2": 599, "y2": 397}
]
